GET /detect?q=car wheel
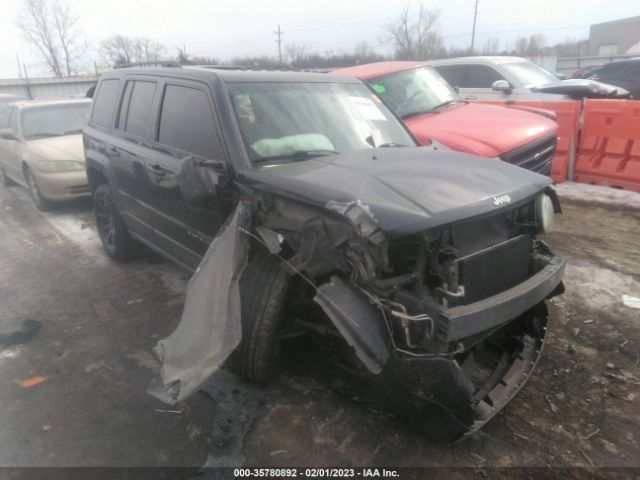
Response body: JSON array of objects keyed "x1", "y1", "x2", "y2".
[
  {"x1": 93, "y1": 184, "x2": 142, "y2": 261},
  {"x1": 230, "y1": 250, "x2": 292, "y2": 382},
  {"x1": 24, "y1": 166, "x2": 54, "y2": 211}
]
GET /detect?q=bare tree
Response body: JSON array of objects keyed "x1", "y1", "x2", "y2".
[
  {"x1": 386, "y1": 4, "x2": 443, "y2": 60},
  {"x1": 481, "y1": 36, "x2": 501, "y2": 55},
  {"x1": 514, "y1": 34, "x2": 546, "y2": 57},
  {"x1": 100, "y1": 34, "x2": 166, "y2": 66},
  {"x1": 17, "y1": 0, "x2": 85, "y2": 76},
  {"x1": 285, "y1": 43, "x2": 309, "y2": 66}
]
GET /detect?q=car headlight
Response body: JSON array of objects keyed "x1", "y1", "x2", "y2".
[
  {"x1": 37, "y1": 160, "x2": 85, "y2": 172},
  {"x1": 536, "y1": 193, "x2": 555, "y2": 233}
]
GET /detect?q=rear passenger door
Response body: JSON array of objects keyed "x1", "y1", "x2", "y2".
[
  {"x1": 109, "y1": 77, "x2": 159, "y2": 240},
  {"x1": 144, "y1": 79, "x2": 232, "y2": 269}
]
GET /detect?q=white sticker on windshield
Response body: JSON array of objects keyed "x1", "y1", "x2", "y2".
[{"x1": 348, "y1": 96, "x2": 387, "y2": 121}]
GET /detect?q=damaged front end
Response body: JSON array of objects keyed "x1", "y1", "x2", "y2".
[
  {"x1": 244, "y1": 185, "x2": 566, "y2": 440},
  {"x1": 151, "y1": 151, "x2": 566, "y2": 441}
]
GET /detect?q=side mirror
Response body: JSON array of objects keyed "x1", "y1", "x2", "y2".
[
  {"x1": 0, "y1": 128, "x2": 19, "y2": 141},
  {"x1": 491, "y1": 80, "x2": 512, "y2": 94},
  {"x1": 177, "y1": 155, "x2": 228, "y2": 206},
  {"x1": 556, "y1": 72, "x2": 567, "y2": 80}
]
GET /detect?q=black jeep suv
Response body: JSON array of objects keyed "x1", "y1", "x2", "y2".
[{"x1": 83, "y1": 66, "x2": 566, "y2": 440}]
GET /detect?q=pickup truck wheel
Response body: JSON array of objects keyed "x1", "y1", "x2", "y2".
[
  {"x1": 24, "y1": 166, "x2": 54, "y2": 211},
  {"x1": 231, "y1": 251, "x2": 292, "y2": 382},
  {"x1": 94, "y1": 184, "x2": 141, "y2": 261}
]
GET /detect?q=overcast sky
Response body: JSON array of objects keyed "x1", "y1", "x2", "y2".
[{"x1": 1, "y1": 0, "x2": 638, "y2": 77}]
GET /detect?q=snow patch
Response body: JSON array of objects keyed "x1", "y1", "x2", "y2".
[{"x1": 556, "y1": 182, "x2": 640, "y2": 210}]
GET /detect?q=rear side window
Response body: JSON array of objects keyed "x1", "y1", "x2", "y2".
[
  {"x1": 466, "y1": 65, "x2": 505, "y2": 88},
  {"x1": 120, "y1": 81, "x2": 156, "y2": 138},
  {"x1": 434, "y1": 65, "x2": 467, "y2": 88},
  {"x1": 157, "y1": 84, "x2": 222, "y2": 159},
  {"x1": 91, "y1": 79, "x2": 120, "y2": 127}
]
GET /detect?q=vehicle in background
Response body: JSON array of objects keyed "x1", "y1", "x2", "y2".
[
  {"x1": 83, "y1": 66, "x2": 566, "y2": 440},
  {"x1": 0, "y1": 98, "x2": 92, "y2": 210},
  {"x1": 333, "y1": 61, "x2": 559, "y2": 175},
  {"x1": 0, "y1": 94, "x2": 27, "y2": 123},
  {"x1": 588, "y1": 58, "x2": 640, "y2": 99},
  {"x1": 572, "y1": 64, "x2": 603, "y2": 79},
  {"x1": 431, "y1": 56, "x2": 631, "y2": 101}
]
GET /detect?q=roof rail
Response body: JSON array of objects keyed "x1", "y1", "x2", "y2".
[
  {"x1": 113, "y1": 60, "x2": 182, "y2": 69},
  {"x1": 192, "y1": 64, "x2": 296, "y2": 72}
]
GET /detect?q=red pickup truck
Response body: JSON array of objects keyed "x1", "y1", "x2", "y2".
[{"x1": 333, "y1": 61, "x2": 559, "y2": 175}]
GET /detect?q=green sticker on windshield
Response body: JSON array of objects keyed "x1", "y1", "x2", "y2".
[{"x1": 372, "y1": 84, "x2": 385, "y2": 94}]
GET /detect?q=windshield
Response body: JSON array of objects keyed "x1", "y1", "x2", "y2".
[
  {"x1": 368, "y1": 66, "x2": 459, "y2": 118},
  {"x1": 22, "y1": 103, "x2": 92, "y2": 139},
  {"x1": 226, "y1": 81, "x2": 415, "y2": 165},
  {"x1": 501, "y1": 61, "x2": 560, "y2": 87}
]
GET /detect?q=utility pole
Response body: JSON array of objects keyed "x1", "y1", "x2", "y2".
[
  {"x1": 470, "y1": 0, "x2": 479, "y2": 54},
  {"x1": 274, "y1": 25, "x2": 283, "y2": 64},
  {"x1": 16, "y1": 54, "x2": 23, "y2": 78}
]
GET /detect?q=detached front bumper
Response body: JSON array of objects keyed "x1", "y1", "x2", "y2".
[{"x1": 33, "y1": 169, "x2": 90, "y2": 201}]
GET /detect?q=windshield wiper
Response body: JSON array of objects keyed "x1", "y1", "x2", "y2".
[
  {"x1": 377, "y1": 142, "x2": 409, "y2": 148},
  {"x1": 25, "y1": 132, "x2": 63, "y2": 139},
  {"x1": 252, "y1": 149, "x2": 340, "y2": 164},
  {"x1": 402, "y1": 99, "x2": 468, "y2": 118},
  {"x1": 63, "y1": 129, "x2": 83, "y2": 135}
]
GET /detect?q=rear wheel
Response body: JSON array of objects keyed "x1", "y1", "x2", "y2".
[
  {"x1": 93, "y1": 184, "x2": 142, "y2": 261},
  {"x1": 24, "y1": 166, "x2": 54, "y2": 211},
  {"x1": 229, "y1": 250, "x2": 292, "y2": 382}
]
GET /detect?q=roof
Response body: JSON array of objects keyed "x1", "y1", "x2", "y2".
[
  {"x1": 332, "y1": 61, "x2": 427, "y2": 80},
  {"x1": 590, "y1": 15, "x2": 640, "y2": 28},
  {"x1": 10, "y1": 97, "x2": 92, "y2": 109},
  {"x1": 99, "y1": 66, "x2": 360, "y2": 84},
  {"x1": 430, "y1": 56, "x2": 528, "y2": 65}
]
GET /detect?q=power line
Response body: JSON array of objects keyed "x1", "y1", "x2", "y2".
[{"x1": 274, "y1": 25, "x2": 284, "y2": 64}]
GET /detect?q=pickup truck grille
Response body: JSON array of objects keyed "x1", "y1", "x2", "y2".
[
  {"x1": 457, "y1": 234, "x2": 532, "y2": 303},
  {"x1": 501, "y1": 134, "x2": 556, "y2": 175}
]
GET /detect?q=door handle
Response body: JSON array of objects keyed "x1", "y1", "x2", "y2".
[
  {"x1": 107, "y1": 146, "x2": 120, "y2": 157},
  {"x1": 146, "y1": 163, "x2": 169, "y2": 177},
  {"x1": 465, "y1": 95, "x2": 478, "y2": 100}
]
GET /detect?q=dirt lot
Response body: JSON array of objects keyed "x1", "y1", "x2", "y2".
[{"x1": 0, "y1": 182, "x2": 638, "y2": 478}]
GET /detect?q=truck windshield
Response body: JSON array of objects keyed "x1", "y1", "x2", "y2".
[
  {"x1": 501, "y1": 61, "x2": 560, "y2": 87},
  {"x1": 368, "y1": 66, "x2": 460, "y2": 118},
  {"x1": 226, "y1": 81, "x2": 415, "y2": 165},
  {"x1": 22, "y1": 103, "x2": 91, "y2": 140}
]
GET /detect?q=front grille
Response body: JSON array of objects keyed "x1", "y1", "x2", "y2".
[
  {"x1": 457, "y1": 234, "x2": 532, "y2": 303},
  {"x1": 67, "y1": 184, "x2": 90, "y2": 194},
  {"x1": 501, "y1": 134, "x2": 556, "y2": 175}
]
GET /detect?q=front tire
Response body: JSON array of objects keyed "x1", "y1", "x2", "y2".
[
  {"x1": 230, "y1": 251, "x2": 292, "y2": 382},
  {"x1": 93, "y1": 184, "x2": 142, "y2": 261},
  {"x1": 24, "y1": 166, "x2": 54, "y2": 211}
]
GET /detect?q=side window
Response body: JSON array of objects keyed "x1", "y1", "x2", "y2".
[
  {"x1": 157, "y1": 84, "x2": 222, "y2": 159},
  {"x1": 91, "y1": 79, "x2": 120, "y2": 127},
  {"x1": 121, "y1": 81, "x2": 156, "y2": 138},
  {"x1": 466, "y1": 65, "x2": 506, "y2": 88},
  {"x1": 434, "y1": 65, "x2": 467, "y2": 89},
  {"x1": 8, "y1": 108, "x2": 19, "y2": 132}
]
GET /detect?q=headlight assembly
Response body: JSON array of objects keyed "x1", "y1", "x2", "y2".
[
  {"x1": 536, "y1": 193, "x2": 555, "y2": 233},
  {"x1": 37, "y1": 160, "x2": 85, "y2": 172}
]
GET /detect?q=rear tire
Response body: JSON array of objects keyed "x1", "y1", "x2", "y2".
[
  {"x1": 24, "y1": 166, "x2": 54, "y2": 211},
  {"x1": 93, "y1": 184, "x2": 142, "y2": 261},
  {"x1": 230, "y1": 251, "x2": 292, "y2": 382}
]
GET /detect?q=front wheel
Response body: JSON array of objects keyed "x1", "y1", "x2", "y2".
[
  {"x1": 24, "y1": 166, "x2": 54, "y2": 211},
  {"x1": 93, "y1": 184, "x2": 142, "y2": 261},
  {"x1": 229, "y1": 251, "x2": 292, "y2": 382},
  {"x1": 1, "y1": 166, "x2": 15, "y2": 187}
]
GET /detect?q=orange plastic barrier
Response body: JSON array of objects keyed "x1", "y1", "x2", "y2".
[
  {"x1": 574, "y1": 99, "x2": 640, "y2": 192},
  {"x1": 476, "y1": 99, "x2": 581, "y2": 182}
]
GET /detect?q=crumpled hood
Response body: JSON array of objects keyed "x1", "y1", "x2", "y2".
[
  {"x1": 239, "y1": 147, "x2": 551, "y2": 237},
  {"x1": 29, "y1": 134, "x2": 85, "y2": 161},
  {"x1": 404, "y1": 102, "x2": 557, "y2": 157}
]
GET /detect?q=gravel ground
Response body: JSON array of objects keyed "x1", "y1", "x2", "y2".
[{"x1": 0, "y1": 181, "x2": 638, "y2": 478}]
